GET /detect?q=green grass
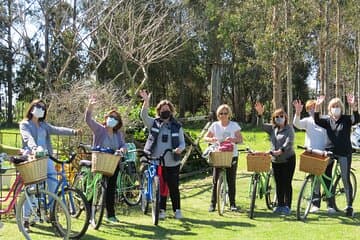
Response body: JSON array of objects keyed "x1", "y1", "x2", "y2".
[{"x1": 1, "y1": 128, "x2": 360, "y2": 239}]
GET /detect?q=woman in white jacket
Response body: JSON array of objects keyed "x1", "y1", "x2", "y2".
[{"x1": 293, "y1": 99, "x2": 335, "y2": 213}]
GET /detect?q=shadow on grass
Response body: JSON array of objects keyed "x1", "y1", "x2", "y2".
[{"x1": 291, "y1": 210, "x2": 360, "y2": 226}]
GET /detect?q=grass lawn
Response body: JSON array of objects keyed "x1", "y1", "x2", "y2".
[{"x1": 0, "y1": 128, "x2": 359, "y2": 239}]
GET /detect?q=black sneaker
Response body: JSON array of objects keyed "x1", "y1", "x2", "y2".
[
  {"x1": 24, "y1": 221, "x2": 30, "y2": 232},
  {"x1": 208, "y1": 205, "x2": 215, "y2": 212},
  {"x1": 345, "y1": 207, "x2": 354, "y2": 217}
]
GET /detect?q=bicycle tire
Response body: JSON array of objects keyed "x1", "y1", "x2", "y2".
[
  {"x1": 91, "y1": 177, "x2": 106, "y2": 230},
  {"x1": 54, "y1": 187, "x2": 90, "y2": 239},
  {"x1": 265, "y1": 170, "x2": 277, "y2": 210},
  {"x1": 333, "y1": 171, "x2": 357, "y2": 212},
  {"x1": 16, "y1": 187, "x2": 71, "y2": 240},
  {"x1": 249, "y1": 175, "x2": 258, "y2": 219},
  {"x1": 296, "y1": 175, "x2": 314, "y2": 221},
  {"x1": 120, "y1": 171, "x2": 142, "y2": 206},
  {"x1": 152, "y1": 175, "x2": 160, "y2": 225},
  {"x1": 140, "y1": 169, "x2": 149, "y2": 214},
  {"x1": 216, "y1": 173, "x2": 227, "y2": 216}
]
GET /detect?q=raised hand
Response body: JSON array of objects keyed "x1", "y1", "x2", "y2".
[
  {"x1": 139, "y1": 89, "x2": 151, "y2": 102},
  {"x1": 255, "y1": 102, "x2": 264, "y2": 116},
  {"x1": 347, "y1": 93, "x2": 357, "y2": 109},
  {"x1": 293, "y1": 99, "x2": 303, "y2": 114},
  {"x1": 316, "y1": 95, "x2": 325, "y2": 106},
  {"x1": 88, "y1": 95, "x2": 97, "y2": 110}
]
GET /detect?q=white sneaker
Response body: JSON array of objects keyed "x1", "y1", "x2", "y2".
[
  {"x1": 310, "y1": 206, "x2": 320, "y2": 213},
  {"x1": 174, "y1": 209, "x2": 183, "y2": 219},
  {"x1": 328, "y1": 207, "x2": 336, "y2": 214},
  {"x1": 159, "y1": 209, "x2": 166, "y2": 220}
]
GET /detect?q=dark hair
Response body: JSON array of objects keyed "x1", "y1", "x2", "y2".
[
  {"x1": 24, "y1": 99, "x2": 47, "y2": 121},
  {"x1": 103, "y1": 109, "x2": 123, "y2": 131}
]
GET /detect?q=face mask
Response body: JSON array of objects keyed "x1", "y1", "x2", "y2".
[
  {"x1": 275, "y1": 117, "x2": 285, "y2": 125},
  {"x1": 160, "y1": 110, "x2": 171, "y2": 119},
  {"x1": 308, "y1": 109, "x2": 315, "y2": 117},
  {"x1": 31, "y1": 107, "x2": 45, "y2": 119},
  {"x1": 106, "y1": 117, "x2": 118, "y2": 128},
  {"x1": 331, "y1": 107, "x2": 341, "y2": 117}
]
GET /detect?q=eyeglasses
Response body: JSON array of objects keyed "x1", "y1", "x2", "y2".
[
  {"x1": 275, "y1": 115, "x2": 284, "y2": 118},
  {"x1": 219, "y1": 112, "x2": 228, "y2": 116},
  {"x1": 34, "y1": 104, "x2": 46, "y2": 110}
]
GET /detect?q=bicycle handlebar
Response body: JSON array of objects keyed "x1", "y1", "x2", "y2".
[
  {"x1": 49, "y1": 152, "x2": 77, "y2": 164},
  {"x1": 139, "y1": 148, "x2": 174, "y2": 165},
  {"x1": 297, "y1": 145, "x2": 333, "y2": 157}
]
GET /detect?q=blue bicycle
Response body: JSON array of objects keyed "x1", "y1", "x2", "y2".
[
  {"x1": 139, "y1": 148, "x2": 173, "y2": 225},
  {"x1": 48, "y1": 153, "x2": 90, "y2": 239}
]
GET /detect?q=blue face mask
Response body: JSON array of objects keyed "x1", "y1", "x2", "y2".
[
  {"x1": 308, "y1": 109, "x2": 315, "y2": 117},
  {"x1": 275, "y1": 117, "x2": 285, "y2": 125},
  {"x1": 106, "y1": 117, "x2": 118, "y2": 128}
]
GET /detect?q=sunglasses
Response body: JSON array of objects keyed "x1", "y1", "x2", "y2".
[
  {"x1": 219, "y1": 112, "x2": 228, "y2": 116},
  {"x1": 275, "y1": 115, "x2": 284, "y2": 118},
  {"x1": 109, "y1": 115, "x2": 119, "y2": 121},
  {"x1": 34, "y1": 104, "x2": 46, "y2": 110}
]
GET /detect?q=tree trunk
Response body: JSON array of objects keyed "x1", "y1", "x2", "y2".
[
  {"x1": 357, "y1": 31, "x2": 360, "y2": 111},
  {"x1": 6, "y1": 0, "x2": 13, "y2": 125},
  {"x1": 210, "y1": 63, "x2": 221, "y2": 113},
  {"x1": 335, "y1": 2, "x2": 341, "y2": 98},
  {"x1": 272, "y1": 5, "x2": 281, "y2": 110},
  {"x1": 285, "y1": 0, "x2": 293, "y2": 121}
]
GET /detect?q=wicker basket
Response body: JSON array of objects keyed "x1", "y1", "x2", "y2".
[
  {"x1": 246, "y1": 152, "x2": 271, "y2": 172},
  {"x1": 16, "y1": 156, "x2": 48, "y2": 185},
  {"x1": 91, "y1": 151, "x2": 120, "y2": 176},
  {"x1": 299, "y1": 151, "x2": 329, "y2": 176},
  {"x1": 208, "y1": 151, "x2": 233, "y2": 168}
]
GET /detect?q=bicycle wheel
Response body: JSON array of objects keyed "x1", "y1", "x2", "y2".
[
  {"x1": 296, "y1": 175, "x2": 314, "y2": 221},
  {"x1": 54, "y1": 187, "x2": 90, "y2": 239},
  {"x1": 140, "y1": 169, "x2": 149, "y2": 214},
  {"x1": 249, "y1": 175, "x2": 258, "y2": 219},
  {"x1": 333, "y1": 171, "x2": 357, "y2": 211},
  {"x1": 265, "y1": 170, "x2": 277, "y2": 210},
  {"x1": 216, "y1": 172, "x2": 228, "y2": 216},
  {"x1": 151, "y1": 175, "x2": 160, "y2": 225},
  {"x1": 16, "y1": 187, "x2": 71, "y2": 239},
  {"x1": 121, "y1": 171, "x2": 142, "y2": 206},
  {"x1": 72, "y1": 172, "x2": 87, "y2": 195},
  {"x1": 91, "y1": 177, "x2": 106, "y2": 230}
]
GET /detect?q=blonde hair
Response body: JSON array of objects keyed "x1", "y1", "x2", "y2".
[
  {"x1": 216, "y1": 104, "x2": 233, "y2": 120},
  {"x1": 327, "y1": 98, "x2": 344, "y2": 116},
  {"x1": 271, "y1": 108, "x2": 288, "y2": 126},
  {"x1": 305, "y1": 100, "x2": 316, "y2": 112}
]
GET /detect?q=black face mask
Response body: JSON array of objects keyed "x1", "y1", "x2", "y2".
[{"x1": 160, "y1": 110, "x2": 171, "y2": 119}]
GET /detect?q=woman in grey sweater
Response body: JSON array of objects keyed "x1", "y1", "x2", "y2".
[
  {"x1": 20, "y1": 99, "x2": 80, "y2": 231},
  {"x1": 139, "y1": 90, "x2": 185, "y2": 220},
  {"x1": 255, "y1": 102, "x2": 296, "y2": 215}
]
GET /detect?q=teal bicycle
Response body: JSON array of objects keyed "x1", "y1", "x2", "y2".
[{"x1": 297, "y1": 147, "x2": 357, "y2": 220}]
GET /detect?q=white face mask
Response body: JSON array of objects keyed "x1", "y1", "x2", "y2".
[
  {"x1": 106, "y1": 117, "x2": 118, "y2": 128},
  {"x1": 331, "y1": 107, "x2": 341, "y2": 117},
  {"x1": 31, "y1": 107, "x2": 45, "y2": 119}
]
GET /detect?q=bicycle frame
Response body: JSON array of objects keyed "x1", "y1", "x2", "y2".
[
  {"x1": 0, "y1": 172, "x2": 24, "y2": 215},
  {"x1": 142, "y1": 162, "x2": 158, "y2": 202}
]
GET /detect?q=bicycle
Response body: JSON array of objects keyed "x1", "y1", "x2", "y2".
[
  {"x1": 72, "y1": 143, "x2": 118, "y2": 230},
  {"x1": 0, "y1": 155, "x2": 71, "y2": 239},
  {"x1": 48, "y1": 153, "x2": 90, "y2": 239},
  {"x1": 139, "y1": 148, "x2": 173, "y2": 225},
  {"x1": 244, "y1": 149, "x2": 276, "y2": 219},
  {"x1": 296, "y1": 146, "x2": 357, "y2": 220},
  {"x1": 115, "y1": 144, "x2": 142, "y2": 206}
]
